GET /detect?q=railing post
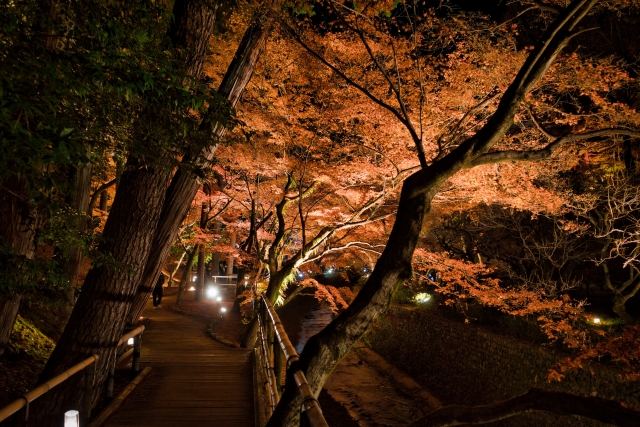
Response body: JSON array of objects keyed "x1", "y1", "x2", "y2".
[
  {"x1": 273, "y1": 340, "x2": 283, "y2": 395},
  {"x1": 82, "y1": 359, "x2": 96, "y2": 424},
  {"x1": 267, "y1": 314, "x2": 274, "y2": 370},
  {"x1": 132, "y1": 333, "x2": 142, "y2": 373}
]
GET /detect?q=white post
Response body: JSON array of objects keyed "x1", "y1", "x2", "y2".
[{"x1": 64, "y1": 410, "x2": 79, "y2": 427}]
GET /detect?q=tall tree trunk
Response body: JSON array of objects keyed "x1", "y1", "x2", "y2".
[
  {"x1": 0, "y1": 295, "x2": 21, "y2": 356},
  {"x1": 99, "y1": 190, "x2": 108, "y2": 211},
  {"x1": 226, "y1": 231, "x2": 236, "y2": 275},
  {"x1": 32, "y1": 159, "x2": 172, "y2": 426},
  {"x1": 125, "y1": 11, "x2": 274, "y2": 325},
  {"x1": 0, "y1": 178, "x2": 40, "y2": 355},
  {"x1": 195, "y1": 246, "x2": 206, "y2": 301},
  {"x1": 169, "y1": 249, "x2": 187, "y2": 287},
  {"x1": 177, "y1": 248, "x2": 198, "y2": 306},
  {"x1": 195, "y1": 202, "x2": 207, "y2": 301},
  {"x1": 64, "y1": 161, "x2": 92, "y2": 302}
]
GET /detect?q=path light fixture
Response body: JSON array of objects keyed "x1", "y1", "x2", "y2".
[
  {"x1": 64, "y1": 410, "x2": 79, "y2": 427},
  {"x1": 220, "y1": 307, "x2": 227, "y2": 313},
  {"x1": 206, "y1": 286, "x2": 218, "y2": 299},
  {"x1": 128, "y1": 337, "x2": 134, "y2": 345},
  {"x1": 413, "y1": 292, "x2": 432, "y2": 304},
  {"x1": 188, "y1": 286, "x2": 196, "y2": 291},
  {"x1": 593, "y1": 318, "x2": 601, "y2": 324}
]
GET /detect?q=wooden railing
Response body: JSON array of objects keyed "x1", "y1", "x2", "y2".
[
  {"x1": 257, "y1": 294, "x2": 329, "y2": 427},
  {"x1": 0, "y1": 325, "x2": 145, "y2": 425}
]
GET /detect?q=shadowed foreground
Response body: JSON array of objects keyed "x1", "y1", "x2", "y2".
[{"x1": 103, "y1": 295, "x2": 254, "y2": 427}]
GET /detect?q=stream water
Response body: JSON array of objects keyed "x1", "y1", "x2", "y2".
[{"x1": 284, "y1": 295, "x2": 440, "y2": 427}]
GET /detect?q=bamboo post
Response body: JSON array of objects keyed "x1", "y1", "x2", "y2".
[
  {"x1": 273, "y1": 336, "x2": 283, "y2": 395},
  {"x1": 82, "y1": 361, "x2": 96, "y2": 423},
  {"x1": 132, "y1": 334, "x2": 142, "y2": 373}
]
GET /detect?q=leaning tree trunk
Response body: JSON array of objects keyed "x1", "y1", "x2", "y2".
[
  {"x1": 266, "y1": 172, "x2": 433, "y2": 427},
  {"x1": 31, "y1": 159, "x2": 172, "y2": 426},
  {"x1": 125, "y1": 9, "x2": 274, "y2": 325}
]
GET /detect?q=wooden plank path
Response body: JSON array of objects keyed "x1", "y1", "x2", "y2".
[{"x1": 103, "y1": 295, "x2": 254, "y2": 427}]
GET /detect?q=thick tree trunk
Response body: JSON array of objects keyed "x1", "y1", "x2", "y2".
[
  {"x1": 177, "y1": 248, "x2": 198, "y2": 306},
  {"x1": 168, "y1": 0, "x2": 219, "y2": 79},
  {"x1": 0, "y1": 295, "x2": 21, "y2": 356},
  {"x1": 125, "y1": 11, "x2": 273, "y2": 325},
  {"x1": 32, "y1": 159, "x2": 172, "y2": 426},
  {"x1": 65, "y1": 161, "x2": 92, "y2": 302},
  {"x1": 0, "y1": 179, "x2": 39, "y2": 355}
]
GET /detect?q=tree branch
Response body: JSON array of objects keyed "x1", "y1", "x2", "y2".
[
  {"x1": 408, "y1": 388, "x2": 640, "y2": 427},
  {"x1": 469, "y1": 129, "x2": 640, "y2": 167},
  {"x1": 87, "y1": 179, "x2": 116, "y2": 215}
]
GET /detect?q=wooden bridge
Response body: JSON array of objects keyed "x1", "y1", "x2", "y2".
[
  {"x1": 102, "y1": 295, "x2": 255, "y2": 427},
  {"x1": 0, "y1": 292, "x2": 328, "y2": 427}
]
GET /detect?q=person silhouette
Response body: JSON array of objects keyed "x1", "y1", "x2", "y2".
[{"x1": 153, "y1": 274, "x2": 165, "y2": 308}]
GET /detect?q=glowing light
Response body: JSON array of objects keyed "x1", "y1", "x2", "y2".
[
  {"x1": 413, "y1": 292, "x2": 432, "y2": 304},
  {"x1": 220, "y1": 307, "x2": 227, "y2": 313},
  {"x1": 188, "y1": 286, "x2": 196, "y2": 291},
  {"x1": 206, "y1": 287, "x2": 219, "y2": 299},
  {"x1": 192, "y1": 275, "x2": 197, "y2": 282},
  {"x1": 216, "y1": 297, "x2": 222, "y2": 302},
  {"x1": 593, "y1": 318, "x2": 601, "y2": 324},
  {"x1": 127, "y1": 337, "x2": 134, "y2": 345},
  {"x1": 64, "y1": 410, "x2": 79, "y2": 427}
]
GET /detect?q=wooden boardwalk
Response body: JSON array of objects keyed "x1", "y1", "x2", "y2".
[{"x1": 103, "y1": 295, "x2": 254, "y2": 427}]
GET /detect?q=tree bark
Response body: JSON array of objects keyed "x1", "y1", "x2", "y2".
[
  {"x1": 32, "y1": 159, "x2": 172, "y2": 426},
  {"x1": 195, "y1": 202, "x2": 207, "y2": 301},
  {"x1": 407, "y1": 388, "x2": 640, "y2": 427},
  {"x1": 169, "y1": 249, "x2": 187, "y2": 287},
  {"x1": 177, "y1": 248, "x2": 198, "y2": 306},
  {"x1": 0, "y1": 178, "x2": 39, "y2": 355},
  {"x1": 168, "y1": 0, "x2": 219, "y2": 79},
  {"x1": 0, "y1": 295, "x2": 21, "y2": 356},
  {"x1": 125, "y1": 9, "x2": 274, "y2": 325}
]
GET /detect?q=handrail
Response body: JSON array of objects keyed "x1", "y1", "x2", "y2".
[
  {"x1": 258, "y1": 293, "x2": 329, "y2": 427},
  {"x1": 118, "y1": 325, "x2": 145, "y2": 346},
  {"x1": 0, "y1": 355, "x2": 98, "y2": 422},
  {"x1": 0, "y1": 325, "x2": 146, "y2": 424}
]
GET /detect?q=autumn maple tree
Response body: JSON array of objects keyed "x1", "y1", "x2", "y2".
[{"x1": 258, "y1": 1, "x2": 640, "y2": 426}]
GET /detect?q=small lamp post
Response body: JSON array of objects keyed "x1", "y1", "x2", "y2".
[{"x1": 64, "y1": 410, "x2": 79, "y2": 427}]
